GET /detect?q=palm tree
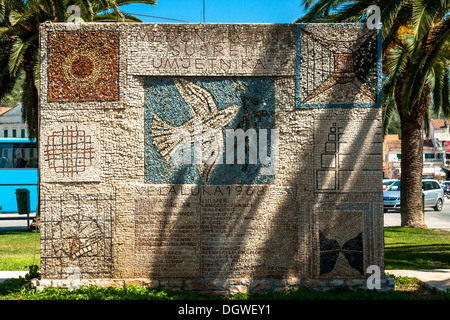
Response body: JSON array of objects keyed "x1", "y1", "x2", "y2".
[
  {"x1": 297, "y1": 0, "x2": 450, "y2": 228},
  {"x1": 0, "y1": 0, "x2": 156, "y2": 140}
]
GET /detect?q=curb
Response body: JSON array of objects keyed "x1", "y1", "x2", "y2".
[
  {"x1": 387, "y1": 269, "x2": 450, "y2": 293},
  {"x1": 0, "y1": 271, "x2": 28, "y2": 283}
]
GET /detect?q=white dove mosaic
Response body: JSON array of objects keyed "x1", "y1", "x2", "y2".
[{"x1": 145, "y1": 77, "x2": 275, "y2": 185}]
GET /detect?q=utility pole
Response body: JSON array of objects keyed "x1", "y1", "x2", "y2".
[{"x1": 202, "y1": 0, "x2": 206, "y2": 23}]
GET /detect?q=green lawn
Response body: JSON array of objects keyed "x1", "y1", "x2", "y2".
[
  {"x1": 1, "y1": 227, "x2": 450, "y2": 272},
  {"x1": 1, "y1": 227, "x2": 450, "y2": 299},
  {"x1": 0, "y1": 230, "x2": 40, "y2": 271},
  {"x1": 384, "y1": 227, "x2": 450, "y2": 270},
  {"x1": 1, "y1": 227, "x2": 450, "y2": 271}
]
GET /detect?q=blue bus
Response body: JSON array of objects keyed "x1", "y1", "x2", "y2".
[{"x1": 0, "y1": 138, "x2": 38, "y2": 213}]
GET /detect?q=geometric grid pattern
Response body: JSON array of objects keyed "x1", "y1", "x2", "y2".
[
  {"x1": 314, "y1": 119, "x2": 383, "y2": 193},
  {"x1": 296, "y1": 24, "x2": 380, "y2": 108},
  {"x1": 316, "y1": 123, "x2": 343, "y2": 190},
  {"x1": 47, "y1": 31, "x2": 119, "y2": 102},
  {"x1": 43, "y1": 125, "x2": 94, "y2": 177},
  {"x1": 40, "y1": 193, "x2": 114, "y2": 279}
]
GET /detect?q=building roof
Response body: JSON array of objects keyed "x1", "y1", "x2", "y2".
[
  {"x1": 385, "y1": 135, "x2": 433, "y2": 150},
  {"x1": 0, "y1": 104, "x2": 23, "y2": 124},
  {"x1": 431, "y1": 119, "x2": 447, "y2": 129},
  {"x1": 384, "y1": 134, "x2": 399, "y2": 141},
  {"x1": 0, "y1": 107, "x2": 10, "y2": 116},
  {"x1": 387, "y1": 139, "x2": 401, "y2": 149}
]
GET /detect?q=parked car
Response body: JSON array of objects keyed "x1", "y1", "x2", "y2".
[
  {"x1": 383, "y1": 179, "x2": 397, "y2": 191},
  {"x1": 383, "y1": 179, "x2": 444, "y2": 212},
  {"x1": 440, "y1": 181, "x2": 450, "y2": 199}
]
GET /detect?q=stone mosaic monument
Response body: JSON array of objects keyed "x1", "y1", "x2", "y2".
[{"x1": 38, "y1": 22, "x2": 393, "y2": 292}]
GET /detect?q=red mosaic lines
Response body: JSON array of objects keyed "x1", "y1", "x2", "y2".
[
  {"x1": 47, "y1": 31, "x2": 119, "y2": 102},
  {"x1": 44, "y1": 126, "x2": 94, "y2": 177}
]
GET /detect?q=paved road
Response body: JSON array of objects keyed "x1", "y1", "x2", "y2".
[
  {"x1": 384, "y1": 200, "x2": 450, "y2": 230},
  {"x1": 0, "y1": 213, "x2": 36, "y2": 231}
]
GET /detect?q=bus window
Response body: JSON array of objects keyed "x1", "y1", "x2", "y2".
[
  {"x1": 0, "y1": 143, "x2": 37, "y2": 169},
  {"x1": 0, "y1": 143, "x2": 13, "y2": 168}
]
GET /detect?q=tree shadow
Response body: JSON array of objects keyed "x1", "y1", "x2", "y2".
[{"x1": 132, "y1": 23, "x2": 384, "y2": 291}]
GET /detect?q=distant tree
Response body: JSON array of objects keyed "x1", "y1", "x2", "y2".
[
  {"x1": 1, "y1": 70, "x2": 24, "y2": 108},
  {"x1": 387, "y1": 120, "x2": 402, "y2": 138}
]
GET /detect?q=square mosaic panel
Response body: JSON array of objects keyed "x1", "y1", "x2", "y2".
[
  {"x1": 318, "y1": 209, "x2": 364, "y2": 278},
  {"x1": 47, "y1": 31, "x2": 119, "y2": 102},
  {"x1": 40, "y1": 193, "x2": 114, "y2": 279},
  {"x1": 296, "y1": 24, "x2": 381, "y2": 108},
  {"x1": 314, "y1": 120, "x2": 382, "y2": 192},
  {"x1": 144, "y1": 77, "x2": 275, "y2": 185},
  {"x1": 41, "y1": 123, "x2": 100, "y2": 182}
]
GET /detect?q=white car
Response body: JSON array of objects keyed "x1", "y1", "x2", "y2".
[
  {"x1": 383, "y1": 179, "x2": 444, "y2": 212},
  {"x1": 383, "y1": 179, "x2": 397, "y2": 191}
]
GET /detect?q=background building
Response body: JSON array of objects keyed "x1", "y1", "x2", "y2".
[
  {"x1": 0, "y1": 104, "x2": 28, "y2": 139},
  {"x1": 383, "y1": 119, "x2": 449, "y2": 180}
]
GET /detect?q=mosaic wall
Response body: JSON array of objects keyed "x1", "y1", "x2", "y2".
[
  {"x1": 144, "y1": 77, "x2": 275, "y2": 184},
  {"x1": 41, "y1": 123, "x2": 100, "y2": 182},
  {"x1": 296, "y1": 25, "x2": 380, "y2": 108},
  {"x1": 47, "y1": 31, "x2": 119, "y2": 102},
  {"x1": 38, "y1": 23, "x2": 390, "y2": 292}
]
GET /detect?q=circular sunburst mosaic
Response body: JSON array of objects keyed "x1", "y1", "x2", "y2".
[
  {"x1": 47, "y1": 31, "x2": 119, "y2": 102},
  {"x1": 62, "y1": 49, "x2": 103, "y2": 87}
]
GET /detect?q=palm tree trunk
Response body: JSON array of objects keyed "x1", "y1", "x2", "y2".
[
  {"x1": 399, "y1": 116, "x2": 426, "y2": 228},
  {"x1": 397, "y1": 81, "x2": 431, "y2": 228}
]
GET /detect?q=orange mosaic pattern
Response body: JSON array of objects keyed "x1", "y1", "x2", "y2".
[{"x1": 47, "y1": 31, "x2": 119, "y2": 102}]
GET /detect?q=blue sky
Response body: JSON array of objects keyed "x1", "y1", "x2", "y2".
[{"x1": 120, "y1": 0, "x2": 306, "y2": 24}]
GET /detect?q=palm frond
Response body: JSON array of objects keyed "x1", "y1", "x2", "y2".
[
  {"x1": 432, "y1": 62, "x2": 445, "y2": 114},
  {"x1": 9, "y1": 10, "x2": 22, "y2": 25},
  {"x1": 412, "y1": 0, "x2": 442, "y2": 41},
  {"x1": 32, "y1": 50, "x2": 39, "y2": 94},
  {"x1": 77, "y1": 0, "x2": 95, "y2": 21},
  {"x1": 324, "y1": 0, "x2": 376, "y2": 23},
  {"x1": 53, "y1": 0, "x2": 65, "y2": 21},
  {"x1": 381, "y1": 0, "x2": 411, "y2": 34},
  {"x1": 0, "y1": 0, "x2": 5, "y2": 20},
  {"x1": 296, "y1": 0, "x2": 349, "y2": 22},
  {"x1": 383, "y1": 99, "x2": 398, "y2": 135},
  {"x1": 441, "y1": 68, "x2": 450, "y2": 118},
  {"x1": 423, "y1": 106, "x2": 431, "y2": 136},
  {"x1": 382, "y1": 4, "x2": 414, "y2": 53},
  {"x1": 9, "y1": 35, "x2": 29, "y2": 77},
  {"x1": 93, "y1": 12, "x2": 141, "y2": 22},
  {"x1": 0, "y1": 59, "x2": 17, "y2": 101},
  {"x1": 403, "y1": 17, "x2": 450, "y2": 111},
  {"x1": 383, "y1": 43, "x2": 409, "y2": 100},
  {"x1": 115, "y1": 0, "x2": 156, "y2": 6}
]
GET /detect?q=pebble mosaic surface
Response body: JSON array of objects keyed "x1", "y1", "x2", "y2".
[
  {"x1": 144, "y1": 77, "x2": 275, "y2": 185},
  {"x1": 296, "y1": 24, "x2": 380, "y2": 108},
  {"x1": 47, "y1": 31, "x2": 119, "y2": 102},
  {"x1": 38, "y1": 23, "x2": 390, "y2": 292}
]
